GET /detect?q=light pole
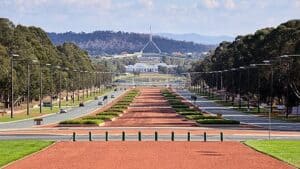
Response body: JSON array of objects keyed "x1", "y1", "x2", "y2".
[
  {"x1": 280, "y1": 55, "x2": 300, "y2": 118},
  {"x1": 230, "y1": 68, "x2": 237, "y2": 106},
  {"x1": 45, "y1": 64, "x2": 53, "y2": 111},
  {"x1": 26, "y1": 60, "x2": 39, "y2": 115},
  {"x1": 39, "y1": 63, "x2": 43, "y2": 114},
  {"x1": 10, "y1": 53, "x2": 20, "y2": 118},
  {"x1": 56, "y1": 66, "x2": 62, "y2": 109},
  {"x1": 238, "y1": 67, "x2": 246, "y2": 109},
  {"x1": 250, "y1": 63, "x2": 272, "y2": 140}
]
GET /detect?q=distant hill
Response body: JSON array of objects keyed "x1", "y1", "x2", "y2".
[
  {"x1": 157, "y1": 33, "x2": 234, "y2": 45},
  {"x1": 47, "y1": 31, "x2": 215, "y2": 56}
]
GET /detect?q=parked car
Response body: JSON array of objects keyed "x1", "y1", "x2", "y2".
[
  {"x1": 79, "y1": 102, "x2": 84, "y2": 107},
  {"x1": 60, "y1": 109, "x2": 67, "y2": 114},
  {"x1": 111, "y1": 95, "x2": 115, "y2": 98},
  {"x1": 98, "y1": 101, "x2": 103, "y2": 106}
]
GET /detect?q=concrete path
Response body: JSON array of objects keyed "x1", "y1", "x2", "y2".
[
  {"x1": 0, "y1": 90, "x2": 125, "y2": 130},
  {"x1": 176, "y1": 89, "x2": 300, "y2": 131}
]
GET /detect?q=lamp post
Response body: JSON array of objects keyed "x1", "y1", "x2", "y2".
[
  {"x1": 238, "y1": 67, "x2": 246, "y2": 109},
  {"x1": 10, "y1": 53, "x2": 20, "y2": 118},
  {"x1": 45, "y1": 64, "x2": 53, "y2": 111},
  {"x1": 279, "y1": 55, "x2": 300, "y2": 118},
  {"x1": 72, "y1": 70, "x2": 77, "y2": 104},
  {"x1": 55, "y1": 66, "x2": 62, "y2": 109},
  {"x1": 26, "y1": 60, "x2": 39, "y2": 115},
  {"x1": 250, "y1": 63, "x2": 272, "y2": 140},
  {"x1": 230, "y1": 68, "x2": 236, "y2": 106},
  {"x1": 39, "y1": 64, "x2": 43, "y2": 114}
]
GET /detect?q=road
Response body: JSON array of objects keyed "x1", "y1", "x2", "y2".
[
  {"x1": 176, "y1": 89, "x2": 300, "y2": 131},
  {"x1": 0, "y1": 90, "x2": 125, "y2": 130}
]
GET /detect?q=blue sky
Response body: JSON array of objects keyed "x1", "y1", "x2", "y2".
[{"x1": 0, "y1": 0, "x2": 299, "y2": 36}]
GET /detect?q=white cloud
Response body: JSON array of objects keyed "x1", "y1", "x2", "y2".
[
  {"x1": 296, "y1": 0, "x2": 300, "y2": 7},
  {"x1": 202, "y1": 0, "x2": 220, "y2": 9},
  {"x1": 224, "y1": 0, "x2": 235, "y2": 9},
  {"x1": 139, "y1": 0, "x2": 154, "y2": 9},
  {"x1": 61, "y1": 0, "x2": 112, "y2": 10}
]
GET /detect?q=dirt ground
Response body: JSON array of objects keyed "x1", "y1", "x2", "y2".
[{"x1": 5, "y1": 141, "x2": 294, "y2": 169}]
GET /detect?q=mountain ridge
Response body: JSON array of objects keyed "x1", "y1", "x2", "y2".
[
  {"x1": 157, "y1": 33, "x2": 234, "y2": 45},
  {"x1": 47, "y1": 31, "x2": 215, "y2": 56}
]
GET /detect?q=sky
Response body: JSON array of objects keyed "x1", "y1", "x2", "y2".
[{"x1": 0, "y1": 0, "x2": 299, "y2": 36}]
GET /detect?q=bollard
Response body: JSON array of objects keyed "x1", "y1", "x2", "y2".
[
  {"x1": 122, "y1": 131, "x2": 125, "y2": 141},
  {"x1": 171, "y1": 131, "x2": 175, "y2": 141},
  {"x1": 89, "y1": 132, "x2": 92, "y2": 141},
  {"x1": 220, "y1": 132, "x2": 223, "y2": 142},
  {"x1": 187, "y1": 132, "x2": 190, "y2": 141},
  {"x1": 72, "y1": 132, "x2": 76, "y2": 142},
  {"x1": 155, "y1": 131, "x2": 158, "y2": 141},
  {"x1": 105, "y1": 131, "x2": 108, "y2": 141},
  {"x1": 204, "y1": 132, "x2": 207, "y2": 142},
  {"x1": 138, "y1": 131, "x2": 142, "y2": 141}
]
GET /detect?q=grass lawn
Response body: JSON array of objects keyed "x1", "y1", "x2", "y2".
[
  {"x1": 245, "y1": 140, "x2": 300, "y2": 168},
  {"x1": 0, "y1": 140, "x2": 54, "y2": 167}
]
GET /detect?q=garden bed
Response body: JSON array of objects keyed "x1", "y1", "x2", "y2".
[
  {"x1": 161, "y1": 89, "x2": 240, "y2": 125},
  {"x1": 58, "y1": 89, "x2": 140, "y2": 126}
]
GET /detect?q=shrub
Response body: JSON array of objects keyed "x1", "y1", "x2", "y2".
[
  {"x1": 171, "y1": 105, "x2": 189, "y2": 108},
  {"x1": 59, "y1": 120, "x2": 81, "y2": 124},
  {"x1": 179, "y1": 112, "x2": 201, "y2": 116},
  {"x1": 197, "y1": 119, "x2": 240, "y2": 124},
  {"x1": 174, "y1": 108, "x2": 195, "y2": 112}
]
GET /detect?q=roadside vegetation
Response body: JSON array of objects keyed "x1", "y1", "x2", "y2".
[
  {"x1": 190, "y1": 20, "x2": 300, "y2": 119},
  {"x1": 59, "y1": 89, "x2": 139, "y2": 126},
  {"x1": 0, "y1": 88, "x2": 112, "y2": 122},
  {"x1": 245, "y1": 140, "x2": 300, "y2": 168},
  {"x1": 161, "y1": 89, "x2": 239, "y2": 124},
  {"x1": 190, "y1": 88, "x2": 300, "y2": 123},
  {"x1": 0, "y1": 140, "x2": 54, "y2": 167}
]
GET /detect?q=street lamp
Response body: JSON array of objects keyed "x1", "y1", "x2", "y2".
[
  {"x1": 230, "y1": 68, "x2": 237, "y2": 106},
  {"x1": 10, "y1": 53, "x2": 19, "y2": 118},
  {"x1": 251, "y1": 62, "x2": 273, "y2": 140},
  {"x1": 27, "y1": 60, "x2": 39, "y2": 115},
  {"x1": 45, "y1": 63, "x2": 53, "y2": 111},
  {"x1": 55, "y1": 66, "x2": 62, "y2": 109}
]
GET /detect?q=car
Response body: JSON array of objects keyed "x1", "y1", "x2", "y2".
[
  {"x1": 79, "y1": 102, "x2": 84, "y2": 107},
  {"x1": 98, "y1": 101, "x2": 103, "y2": 106},
  {"x1": 60, "y1": 109, "x2": 67, "y2": 114},
  {"x1": 111, "y1": 95, "x2": 115, "y2": 98}
]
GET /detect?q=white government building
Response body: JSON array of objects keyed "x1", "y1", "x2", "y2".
[
  {"x1": 125, "y1": 63, "x2": 177, "y2": 73},
  {"x1": 125, "y1": 27, "x2": 177, "y2": 73}
]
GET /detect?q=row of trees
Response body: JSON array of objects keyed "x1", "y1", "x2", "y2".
[
  {"x1": 190, "y1": 20, "x2": 300, "y2": 116},
  {"x1": 0, "y1": 18, "x2": 112, "y2": 109}
]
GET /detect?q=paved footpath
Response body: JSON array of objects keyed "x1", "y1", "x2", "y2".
[
  {"x1": 0, "y1": 90, "x2": 124, "y2": 130},
  {"x1": 105, "y1": 88, "x2": 197, "y2": 127},
  {"x1": 176, "y1": 89, "x2": 300, "y2": 131},
  {"x1": 4, "y1": 142, "x2": 295, "y2": 169}
]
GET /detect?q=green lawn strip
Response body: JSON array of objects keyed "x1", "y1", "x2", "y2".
[
  {"x1": 0, "y1": 107, "x2": 60, "y2": 122},
  {"x1": 197, "y1": 119, "x2": 240, "y2": 124},
  {"x1": 59, "y1": 89, "x2": 140, "y2": 125},
  {"x1": 162, "y1": 88, "x2": 240, "y2": 125},
  {"x1": 244, "y1": 140, "x2": 300, "y2": 168},
  {"x1": 0, "y1": 140, "x2": 54, "y2": 167}
]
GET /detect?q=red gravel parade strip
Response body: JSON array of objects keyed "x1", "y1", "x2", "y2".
[
  {"x1": 5, "y1": 141, "x2": 295, "y2": 169},
  {"x1": 104, "y1": 88, "x2": 197, "y2": 127},
  {"x1": 2, "y1": 88, "x2": 297, "y2": 169}
]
